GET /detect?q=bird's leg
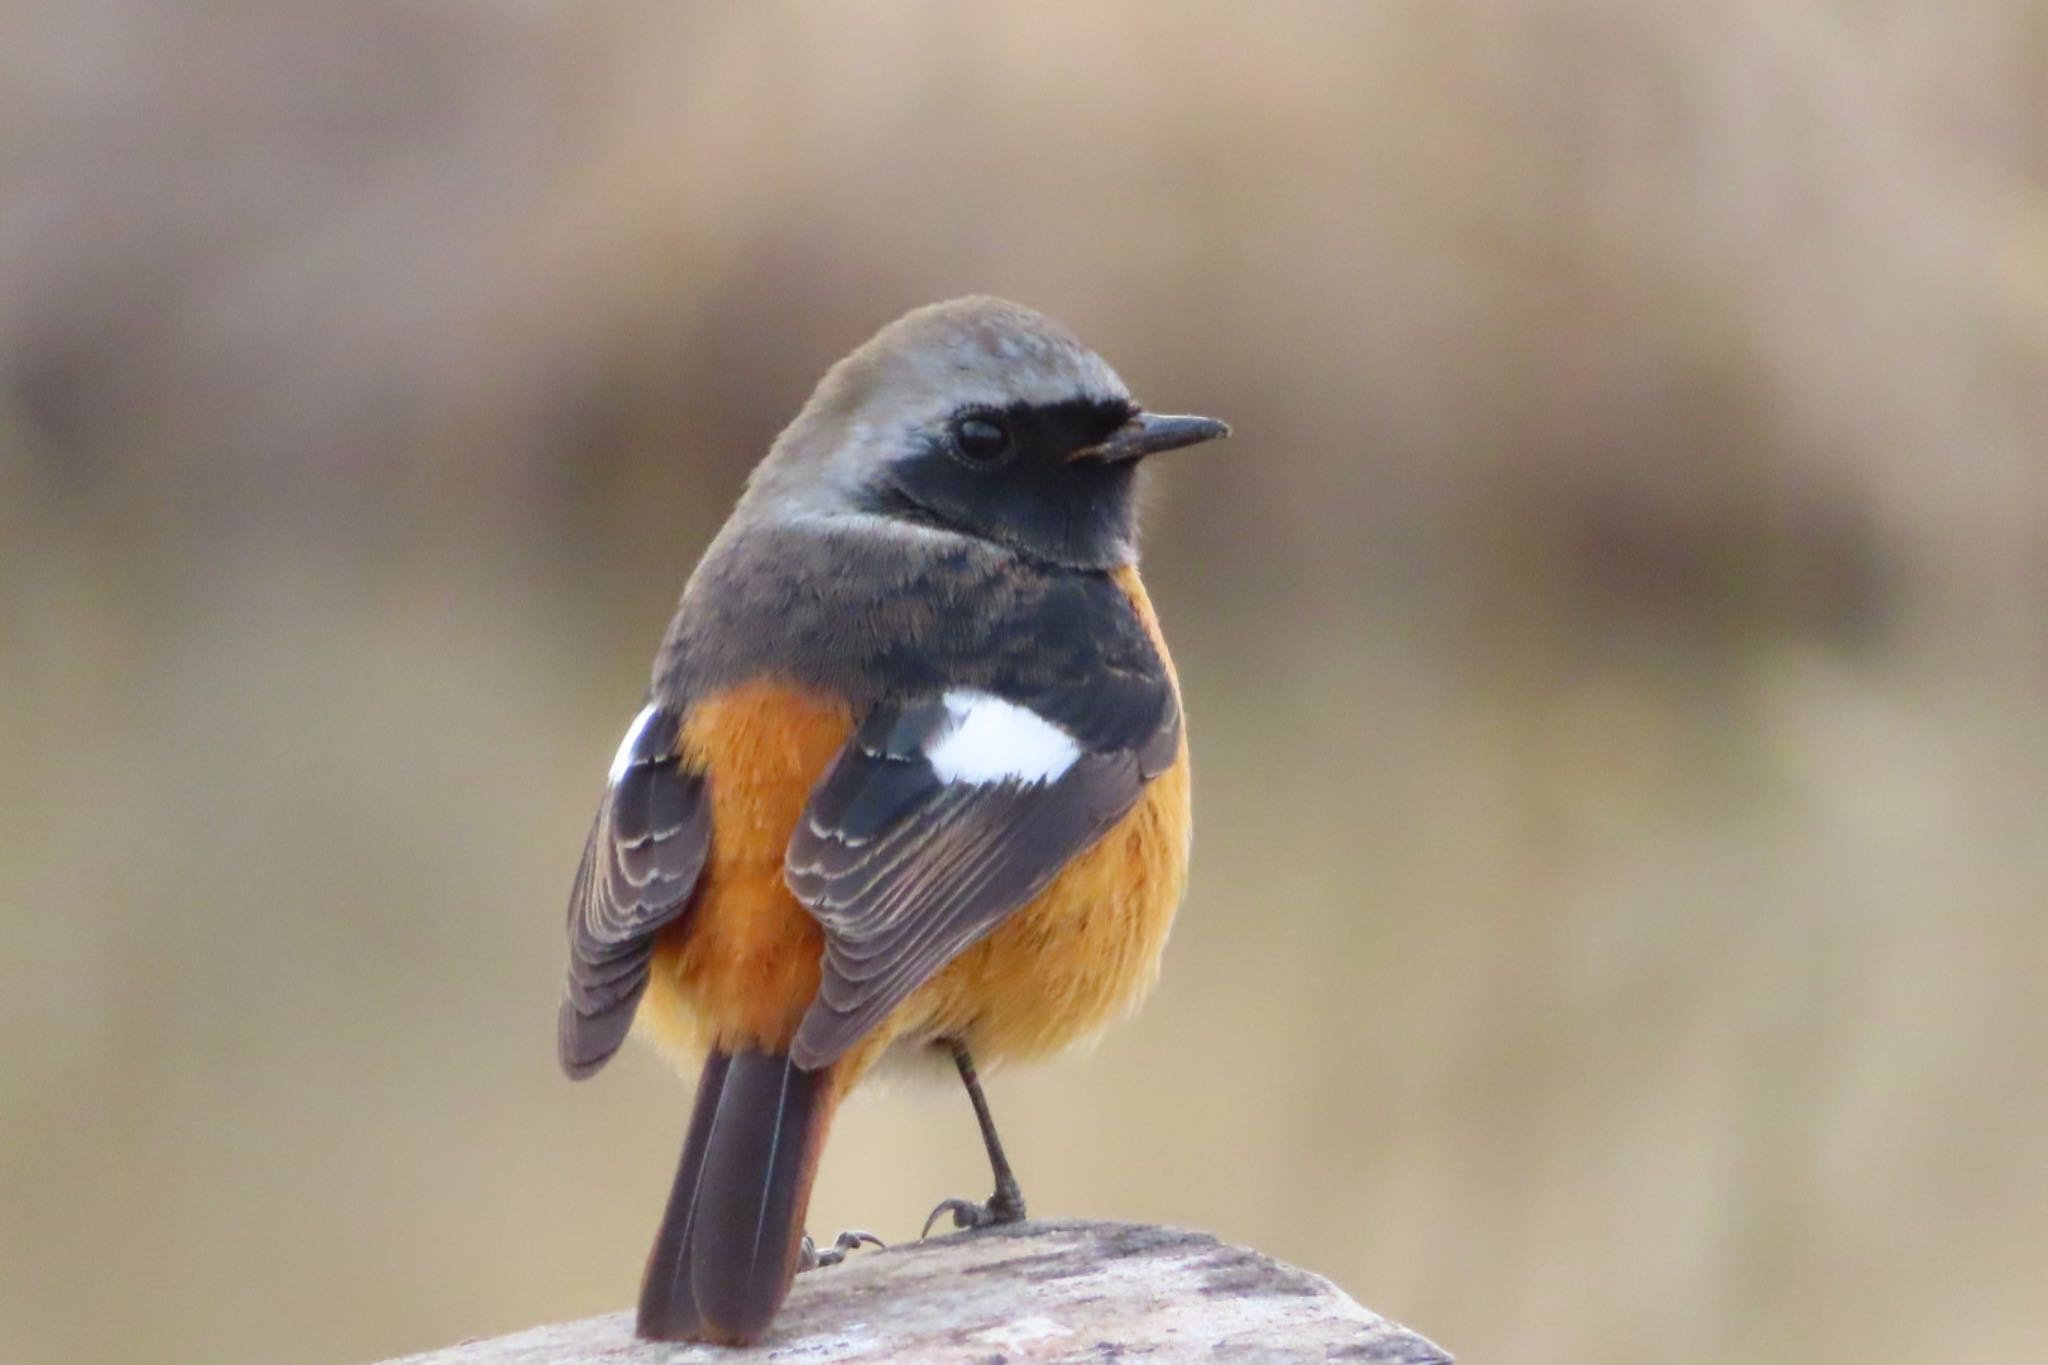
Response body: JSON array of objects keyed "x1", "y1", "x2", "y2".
[
  {"x1": 921, "y1": 1041, "x2": 1028, "y2": 1236},
  {"x1": 798, "y1": 1229, "x2": 884, "y2": 1271}
]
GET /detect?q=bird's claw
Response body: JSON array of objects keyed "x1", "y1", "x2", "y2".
[
  {"x1": 920, "y1": 1188, "x2": 1027, "y2": 1239},
  {"x1": 799, "y1": 1228, "x2": 884, "y2": 1271}
]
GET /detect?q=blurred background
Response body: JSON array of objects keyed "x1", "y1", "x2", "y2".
[{"x1": 4, "y1": 3, "x2": 2046, "y2": 1362}]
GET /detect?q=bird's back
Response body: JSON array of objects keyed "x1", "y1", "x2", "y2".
[{"x1": 635, "y1": 562, "x2": 1188, "y2": 1078}]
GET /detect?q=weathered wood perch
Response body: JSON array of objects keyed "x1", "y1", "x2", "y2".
[{"x1": 383, "y1": 1221, "x2": 1450, "y2": 1363}]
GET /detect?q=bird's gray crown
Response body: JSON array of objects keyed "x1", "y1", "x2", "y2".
[{"x1": 737, "y1": 296, "x2": 1130, "y2": 521}]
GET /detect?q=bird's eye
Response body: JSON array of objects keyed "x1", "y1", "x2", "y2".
[{"x1": 951, "y1": 414, "x2": 1013, "y2": 464}]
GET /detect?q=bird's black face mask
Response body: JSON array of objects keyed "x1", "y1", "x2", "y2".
[{"x1": 875, "y1": 396, "x2": 1144, "y2": 569}]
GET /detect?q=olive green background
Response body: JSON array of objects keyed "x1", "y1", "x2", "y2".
[{"x1": 5, "y1": 5, "x2": 2046, "y2": 1363}]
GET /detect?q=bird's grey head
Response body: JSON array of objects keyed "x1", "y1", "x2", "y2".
[{"x1": 737, "y1": 296, "x2": 1227, "y2": 570}]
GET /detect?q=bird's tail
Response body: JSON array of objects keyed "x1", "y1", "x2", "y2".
[{"x1": 636, "y1": 1047, "x2": 838, "y2": 1345}]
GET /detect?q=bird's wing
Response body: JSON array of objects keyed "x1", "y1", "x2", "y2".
[
  {"x1": 558, "y1": 704, "x2": 710, "y2": 1078},
  {"x1": 784, "y1": 674, "x2": 1179, "y2": 1070}
]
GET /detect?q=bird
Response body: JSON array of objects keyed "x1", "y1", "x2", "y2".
[{"x1": 557, "y1": 295, "x2": 1226, "y2": 1346}]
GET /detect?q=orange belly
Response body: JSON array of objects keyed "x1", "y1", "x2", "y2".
[{"x1": 636, "y1": 566, "x2": 1190, "y2": 1080}]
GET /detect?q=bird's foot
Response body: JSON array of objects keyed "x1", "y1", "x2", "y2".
[
  {"x1": 799, "y1": 1229, "x2": 884, "y2": 1271},
  {"x1": 920, "y1": 1185, "x2": 1027, "y2": 1238}
]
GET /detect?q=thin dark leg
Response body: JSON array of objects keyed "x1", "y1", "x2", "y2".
[
  {"x1": 955, "y1": 1043, "x2": 1026, "y2": 1217},
  {"x1": 922, "y1": 1041, "x2": 1028, "y2": 1236}
]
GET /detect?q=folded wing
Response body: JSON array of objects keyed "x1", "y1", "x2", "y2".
[
  {"x1": 785, "y1": 683, "x2": 1178, "y2": 1070},
  {"x1": 559, "y1": 704, "x2": 710, "y2": 1078}
]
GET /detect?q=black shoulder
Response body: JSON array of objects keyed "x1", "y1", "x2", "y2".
[{"x1": 976, "y1": 569, "x2": 1173, "y2": 751}]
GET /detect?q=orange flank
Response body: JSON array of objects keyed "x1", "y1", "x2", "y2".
[{"x1": 640, "y1": 680, "x2": 851, "y2": 1060}]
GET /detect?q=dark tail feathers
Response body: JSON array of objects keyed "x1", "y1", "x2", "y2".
[{"x1": 636, "y1": 1048, "x2": 836, "y2": 1345}]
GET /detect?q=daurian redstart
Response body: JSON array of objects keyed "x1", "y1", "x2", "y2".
[{"x1": 558, "y1": 296, "x2": 1226, "y2": 1345}]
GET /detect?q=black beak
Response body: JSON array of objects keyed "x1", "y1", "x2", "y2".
[{"x1": 1077, "y1": 411, "x2": 1231, "y2": 464}]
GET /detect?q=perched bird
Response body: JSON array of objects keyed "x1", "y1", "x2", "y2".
[{"x1": 558, "y1": 296, "x2": 1226, "y2": 1345}]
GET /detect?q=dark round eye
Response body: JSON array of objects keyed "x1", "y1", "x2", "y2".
[{"x1": 951, "y1": 414, "x2": 1013, "y2": 463}]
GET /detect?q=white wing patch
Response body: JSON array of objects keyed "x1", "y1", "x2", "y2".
[
  {"x1": 607, "y1": 703, "x2": 658, "y2": 785},
  {"x1": 926, "y1": 689, "x2": 1081, "y2": 785}
]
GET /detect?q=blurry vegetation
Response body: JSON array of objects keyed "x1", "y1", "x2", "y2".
[{"x1": 3, "y1": 4, "x2": 2046, "y2": 1365}]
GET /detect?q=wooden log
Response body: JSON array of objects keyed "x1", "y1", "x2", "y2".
[{"x1": 382, "y1": 1220, "x2": 1450, "y2": 1363}]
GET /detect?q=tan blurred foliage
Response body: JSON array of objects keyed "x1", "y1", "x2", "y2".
[{"x1": 3, "y1": 4, "x2": 2046, "y2": 1364}]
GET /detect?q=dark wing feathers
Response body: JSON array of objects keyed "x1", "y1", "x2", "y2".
[
  {"x1": 558, "y1": 707, "x2": 709, "y2": 1079},
  {"x1": 785, "y1": 685, "x2": 1177, "y2": 1071},
  {"x1": 1018, "y1": 664, "x2": 1168, "y2": 755}
]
